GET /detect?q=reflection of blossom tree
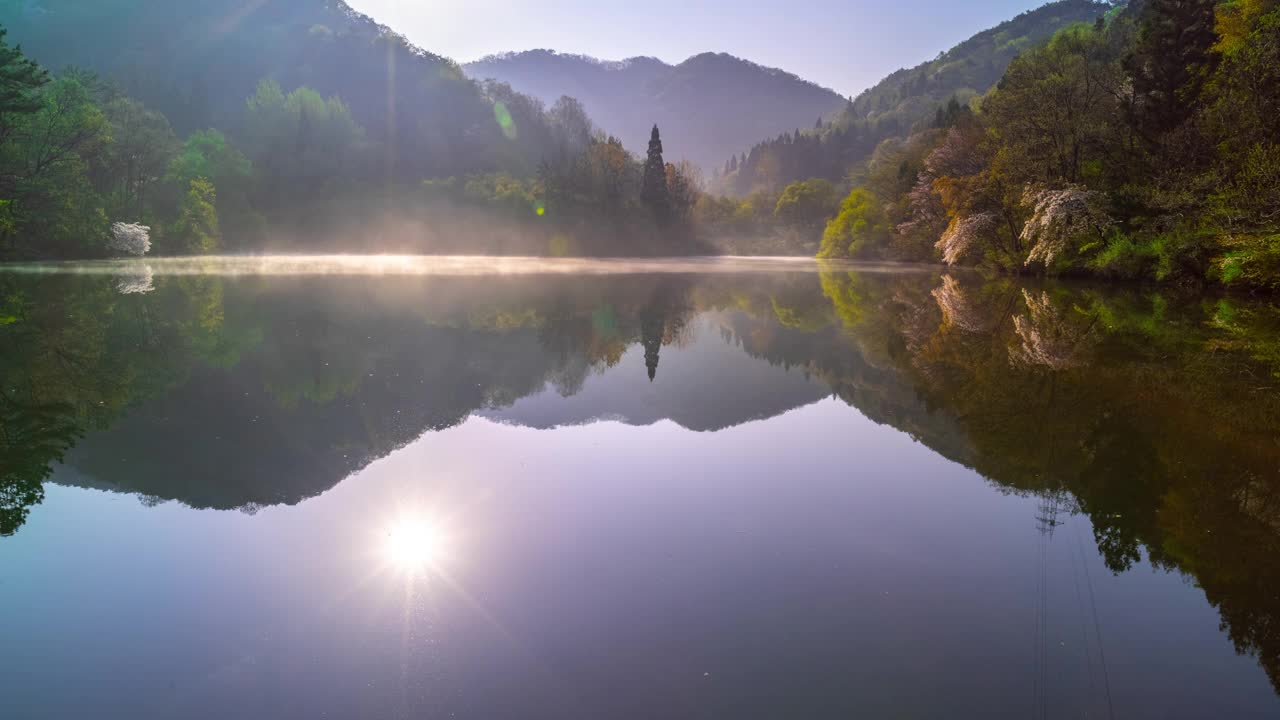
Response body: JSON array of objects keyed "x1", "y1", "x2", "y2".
[
  {"x1": 1009, "y1": 289, "x2": 1096, "y2": 369},
  {"x1": 931, "y1": 275, "x2": 991, "y2": 334},
  {"x1": 114, "y1": 265, "x2": 155, "y2": 295}
]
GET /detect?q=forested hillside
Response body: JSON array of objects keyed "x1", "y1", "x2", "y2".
[
  {"x1": 721, "y1": 0, "x2": 1110, "y2": 195},
  {"x1": 0, "y1": 0, "x2": 716, "y2": 258},
  {"x1": 0, "y1": 0, "x2": 1276, "y2": 280},
  {"x1": 0, "y1": 0, "x2": 548, "y2": 178},
  {"x1": 814, "y1": 0, "x2": 1280, "y2": 290},
  {"x1": 464, "y1": 50, "x2": 847, "y2": 171}
]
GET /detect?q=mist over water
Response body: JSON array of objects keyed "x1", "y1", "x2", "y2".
[{"x1": 0, "y1": 254, "x2": 935, "y2": 277}]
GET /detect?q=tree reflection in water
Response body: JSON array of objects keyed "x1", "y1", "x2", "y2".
[{"x1": 1, "y1": 264, "x2": 1279, "y2": 690}]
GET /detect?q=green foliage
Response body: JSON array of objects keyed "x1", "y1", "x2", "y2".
[
  {"x1": 722, "y1": 1, "x2": 1109, "y2": 194},
  {"x1": 1214, "y1": 235, "x2": 1280, "y2": 291},
  {"x1": 982, "y1": 22, "x2": 1124, "y2": 184},
  {"x1": 162, "y1": 129, "x2": 259, "y2": 246},
  {"x1": 773, "y1": 178, "x2": 837, "y2": 232},
  {"x1": 1089, "y1": 233, "x2": 1157, "y2": 280},
  {"x1": 1127, "y1": 0, "x2": 1220, "y2": 135},
  {"x1": 243, "y1": 80, "x2": 367, "y2": 211},
  {"x1": 100, "y1": 97, "x2": 177, "y2": 221},
  {"x1": 818, "y1": 1, "x2": 1280, "y2": 290},
  {"x1": 0, "y1": 25, "x2": 47, "y2": 120},
  {"x1": 169, "y1": 177, "x2": 219, "y2": 254},
  {"x1": 0, "y1": 73, "x2": 111, "y2": 256},
  {"x1": 818, "y1": 188, "x2": 891, "y2": 259}
]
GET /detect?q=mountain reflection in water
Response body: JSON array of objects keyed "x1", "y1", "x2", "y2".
[{"x1": 1, "y1": 259, "x2": 1278, "y2": 718}]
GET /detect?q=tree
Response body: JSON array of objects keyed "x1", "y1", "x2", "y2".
[
  {"x1": 163, "y1": 129, "x2": 258, "y2": 245},
  {"x1": 1020, "y1": 185, "x2": 1114, "y2": 267},
  {"x1": 641, "y1": 124, "x2": 669, "y2": 221},
  {"x1": 170, "y1": 177, "x2": 220, "y2": 253},
  {"x1": 666, "y1": 160, "x2": 700, "y2": 226},
  {"x1": 108, "y1": 221, "x2": 151, "y2": 256},
  {"x1": 101, "y1": 97, "x2": 178, "y2": 220},
  {"x1": 242, "y1": 80, "x2": 367, "y2": 210},
  {"x1": 1126, "y1": 0, "x2": 1220, "y2": 136},
  {"x1": 0, "y1": 75, "x2": 110, "y2": 256},
  {"x1": 773, "y1": 178, "x2": 837, "y2": 233},
  {"x1": 0, "y1": 27, "x2": 49, "y2": 144},
  {"x1": 819, "y1": 188, "x2": 891, "y2": 258},
  {"x1": 982, "y1": 23, "x2": 1124, "y2": 185}
]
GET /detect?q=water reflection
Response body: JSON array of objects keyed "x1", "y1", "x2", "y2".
[
  {"x1": 383, "y1": 515, "x2": 448, "y2": 575},
  {"x1": 1, "y1": 260, "x2": 1279, "y2": 712}
]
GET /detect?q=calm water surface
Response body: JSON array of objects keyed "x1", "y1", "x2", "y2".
[{"x1": 2, "y1": 258, "x2": 1279, "y2": 719}]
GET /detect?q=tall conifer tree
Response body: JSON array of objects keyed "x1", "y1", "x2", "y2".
[{"x1": 641, "y1": 124, "x2": 668, "y2": 221}]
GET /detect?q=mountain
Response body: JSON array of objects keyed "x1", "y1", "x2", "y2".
[
  {"x1": 721, "y1": 0, "x2": 1111, "y2": 194},
  {"x1": 0, "y1": 0, "x2": 556, "y2": 179},
  {"x1": 464, "y1": 50, "x2": 848, "y2": 171}
]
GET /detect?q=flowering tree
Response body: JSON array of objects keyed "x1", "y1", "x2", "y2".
[
  {"x1": 108, "y1": 222, "x2": 151, "y2": 256},
  {"x1": 1020, "y1": 186, "x2": 1113, "y2": 267},
  {"x1": 936, "y1": 211, "x2": 999, "y2": 265}
]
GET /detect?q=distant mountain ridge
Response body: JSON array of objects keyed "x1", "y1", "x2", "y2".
[
  {"x1": 464, "y1": 49, "x2": 848, "y2": 171},
  {"x1": 720, "y1": 0, "x2": 1111, "y2": 194},
  {"x1": 0, "y1": 0, "x2": 562, "y2": 179}
]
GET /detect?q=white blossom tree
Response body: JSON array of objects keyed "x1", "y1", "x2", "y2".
[
  {"x1": 936, "y1": 212, "x2": 999, "y2": 265},
  {"x1": 108, "y1": 222, "x2": 151, "y2": 257},
  {"x1": 1020, "y1": 186, "x2": 1113, "y2": 267}
]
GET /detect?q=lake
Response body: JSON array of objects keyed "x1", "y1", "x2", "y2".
[{"x1": 2, "y1": 257, "x2": 1279, "y2": 719}]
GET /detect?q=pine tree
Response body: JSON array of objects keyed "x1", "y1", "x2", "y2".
[
  {"x1": 727, "y1": 154, "x2": 738, "y2": 173},
  {"x1": 0, "y1": 28, "x2": 49, "y2": 134},
  {"x1": 641, "y1": 124, "x2": 668, "y2": 221},
  {"x1": 1127, "y1": 0, "x2": 1220, "y2": 136}
]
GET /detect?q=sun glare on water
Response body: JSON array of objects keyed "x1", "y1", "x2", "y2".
[{"x1": 384, "y1": 517, "x2": 447, "y2": 574}]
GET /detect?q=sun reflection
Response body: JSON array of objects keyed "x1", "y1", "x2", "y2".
[{"x1": 383, "y1": 517, "x2": 446, "y2": 574}]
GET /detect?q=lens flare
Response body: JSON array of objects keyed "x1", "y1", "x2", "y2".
[{"x1": 494, "y1": 102, "x2": 518, "y2": 140}]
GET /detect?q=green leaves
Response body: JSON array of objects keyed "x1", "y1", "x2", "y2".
[{"x1": 818, "y1": 188, "x2": 890, "y2": 259}]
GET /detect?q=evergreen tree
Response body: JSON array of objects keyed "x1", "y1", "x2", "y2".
[
  {"x1": 641, "y1": 124, "x2": 668, "y2": 221},
  {"x1": 0, "y1": 28, "x2": 49, "y2": 123},
  {"x1": 1127, "y1": 0, "x2": 1220, "y2": 135}
]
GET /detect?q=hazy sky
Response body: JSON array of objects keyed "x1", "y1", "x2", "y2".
[{"x1": 345, "y1": 0, "x2": 1051, "y2": 97}]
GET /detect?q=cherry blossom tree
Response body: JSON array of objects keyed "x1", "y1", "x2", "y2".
[
  {"x1": 108, "y1": 222, "x2": 151, "y2": 256},
  {"x1": 936, "y1": 212, "x2": 999, "y2": 265},
  {"x1": 1020, "y1": 186, "x2": 1113, "y2": 267}
]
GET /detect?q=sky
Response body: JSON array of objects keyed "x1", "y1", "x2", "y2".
[{"x1": 344, "y1": 0, "x2": 1053, "y2": 97}]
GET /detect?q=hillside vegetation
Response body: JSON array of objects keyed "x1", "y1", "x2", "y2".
[
  {"x1": 812, "y1": 0, "x2": 1280, "y2": 290},
  {"x1": 720, "y1": 0, "x2": 1110, "y2": 195}
]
